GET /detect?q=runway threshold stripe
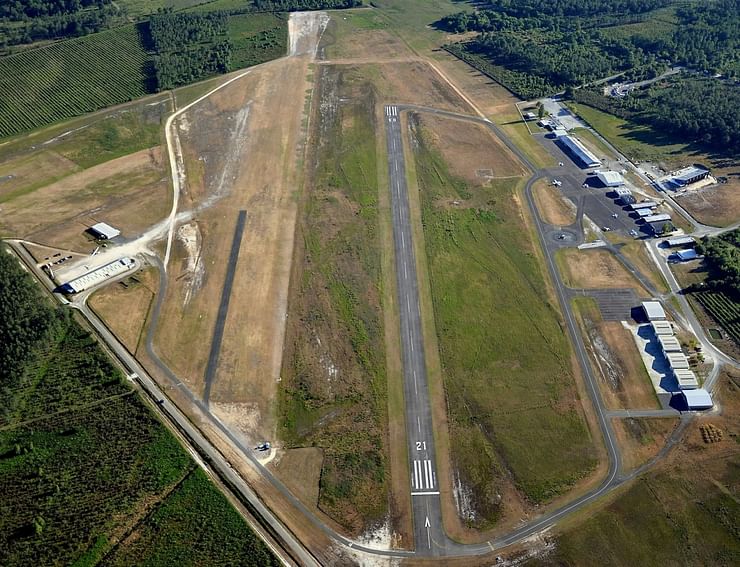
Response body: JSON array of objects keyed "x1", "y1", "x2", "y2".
[{"x1": 202, "y1": 210, "x2": 247, "y2": 406}]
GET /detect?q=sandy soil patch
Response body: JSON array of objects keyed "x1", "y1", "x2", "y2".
[
  {"x1": 417, "y1": 113, "x2": 525, "y2": 183},
  {"x1": 88, "y1": 268, "x2": 158, "y2": 354},
  {"x1": 558, "y1": 248, "x2": 649, "y2": 294},
  {"x1": 532, "y1": 179, "x2": 577, "y2": 226},
  {"x1": 154, "y1": 56, "x2": 311, "y2": 444},
  {"x1": 676, "y1": 181, "x2": 740, "y2": 228},
  {"x1": 0, "y1": 147, "x2": 168, "y2": 251}
]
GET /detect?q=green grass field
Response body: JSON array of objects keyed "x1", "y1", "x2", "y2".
[
  {"x1": 567, "y1": 102, "x2": 691, "y2": 167},
  {"x1": 411, "y1": 122, "x2": 597, "y2": 526},
  {"x1": 279, "y1": 66, "x2": 389, "y2": 534},
  {"x1": 0, "y1": 25, "x2": 150, "y2": 140},
  {"x1": 0, "y1": 248, "x2": 277, "y2": 565},
  {"x1": 549, "y1": 459, "x2": 740, "y2": 565}
]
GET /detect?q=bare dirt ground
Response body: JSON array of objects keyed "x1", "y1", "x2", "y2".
[
  {"x1": 89, "y1": 268, "x2": 158, "y2": 354},
  {"x1": 154, "y1": 57, "x2": 314, "y2": 445},
  {"x1": 676, "y1": 181, "x2": 740, "y2": 228},
  {"x1": 558, "y1": 248, "x2": 649, "y2": 294},
  {"x1": 0, "y1": 148, "x2": 168, "y2": 251},
  {"x1": 532, "y1": 179, "x2": 577, "y2": 226},
  {"x1": 611, "y1": 417, "x2": 679, "y2": 472}
]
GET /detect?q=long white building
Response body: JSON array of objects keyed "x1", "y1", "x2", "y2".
[{"x1": 60, "y1": 257, "x2": 135, "y2": 294}]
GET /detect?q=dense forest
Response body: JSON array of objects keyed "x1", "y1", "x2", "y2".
[
  {"x1": 0, "y1": 1, "x2": 122, "y2": 46},
  {"x1": 148, "y1": 11, "x2": 232, "y2": 90},
  {"x1": 441, "y1": 0, "x2": 739, "y2": 97},
  {"x1": 571, "y1": 77, "x2": 740, "y2": 153},
  {"x1": 0, "y1": 0, "x2": 110, "y2": 19},
  {"x1": 697, "y1": 229, "x2": 740, "y2": 299},
  {"x1": 440, "y1": 0, "x2": 739, "y2": 152}
]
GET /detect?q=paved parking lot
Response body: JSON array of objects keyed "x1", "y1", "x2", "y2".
[{"x1": 570, "y1": 288, "x2": 639, "y2": 321}]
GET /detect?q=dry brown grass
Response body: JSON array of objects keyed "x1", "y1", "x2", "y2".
[
  {"x1": 558, "y1": 248, "x2": 649, "y2": 294},
  {"x1": 88, "y1": 268, "x2": 158, "y2": 354},
  {"x1": 368, "y1": 61, "x2": 471, "y2": 114},
  {"x1": 676, "y1": 181, "x2": 740, "y2": 228},
  {"x1": 532, "y1": 179, "x2": 577, "y2": 226},
  {"x1": 611, "y1": 417, "x2": 680, "y2": 473},
  {"x1": 417, "y1": 114, "x2": 525, "y2": 183},
  {"x1": 598, "y1": 322, "x2": 660, "y2": 409},
  {"x1": 0, "y1": 150, "x2": 80, "y2": 201},
  {"x1": 270, "y1": 447, "x2": 323, "y2": 508},
  {"x1": 153, "y1": 57, "x2": 311, "y2": 446},
  {"x1": 0, "y1": 148, "x2": 168, "y2": 251}
]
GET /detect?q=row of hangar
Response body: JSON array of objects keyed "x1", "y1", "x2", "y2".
[{"x1": 643, "y1": 301, "x2": 713, "y2": 410}]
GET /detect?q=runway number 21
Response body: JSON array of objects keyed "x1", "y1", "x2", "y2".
[{"x1": 416, "y1": 441, "x2": 426, "y2": 451}]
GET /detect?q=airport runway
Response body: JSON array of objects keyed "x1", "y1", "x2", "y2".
[{"x1": 384, "y1": 104, "x2": 447, "y2": 555}]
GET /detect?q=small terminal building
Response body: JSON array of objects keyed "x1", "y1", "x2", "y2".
[
  {"x1": 630, "y1": 201, "x2": 658, "y2": 210},
  {"x1": 60, "y1": 257, "x2": 135, "y2": 294},
  {"x1": 672, "y1": 165, "x2": 710, "y2": 187},
  {"x1": 658, "y1": 335, "x2": 682, "y2": 354},
  {"x1": 556, "y1": 135, "x2": 601, "y2": 168},
  {"x1": 89, "y1": 222, "x2": 120, "y2": 240},
  {"x1": 674, "y1": 369, "x2": 699, "y2": 390},
  {"x1": 648, "y1": 221, "x2": 675, "y2": 236},
  {"x1": 651, "y1": 321, "x2": 674, "y2": 336},
  {"x1": 615, "y1": 187, "x2": 636, "y2": 205},
  {"x1": 682, "y1": 388, "x2": 713, "y2": 410},
  {"x1": 666, "y1": 235, "x2": 694, "y2": 248},
  {"x1": 595, "y1": 170, "x2": 624, "y2": 187},
  {"x1": 642, "y1": 301, "x2": 667, "y2": 321}
]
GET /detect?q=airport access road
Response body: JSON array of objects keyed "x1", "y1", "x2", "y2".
[{"x1": 384, "y1": 104, "x2": 446, "y2": 556}]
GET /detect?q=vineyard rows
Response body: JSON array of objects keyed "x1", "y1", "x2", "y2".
[
  {"x1": 0, "y1": 25, "x2": 149, "y2": 139},
  {"x1": 696, "y1": 290, "x2": 740, "y2": 345}
]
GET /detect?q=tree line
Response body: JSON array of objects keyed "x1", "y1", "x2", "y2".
[
  {"x1": 147, "y1": 11, "x2": 231, "y2": 91},
  {"x1": 252, "y1": 0, "x2": 361, "y2": 10},
  {"x1": 571, "y1": 77, "x2": 740, "y2": 153},
  {"x1": 0, "y1": 0, "x2": 110, "y2": 20},
  {"x1": 440, "y1": 0, "x2": 739, "y2": 94},
  {"x1": 0, "y1": 1, "x2": 121, "y2": 47},
  {"x1": 696, "y1": 229, "x2": 740, "y2": 299}
]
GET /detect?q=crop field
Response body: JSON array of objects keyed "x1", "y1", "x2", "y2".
[
  {"x1": 280, "y1": 65, "x2": 390, "y2": 536},
  {"x1": 410, "y1": 116, "x2": 597, "y2": 528},
  {"x1": 0, "y1": 248, "x2": 276, "y2": 565},
  {"x1": 0, "y1": 25, "x2": 150, "y2": 139},
  {"x1": 694, "y1": 291, "x2": 740, "y2": 346}
]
